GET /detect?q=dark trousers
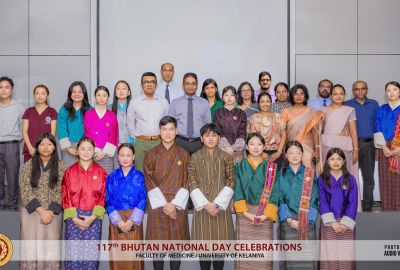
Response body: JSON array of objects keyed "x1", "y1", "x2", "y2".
[
  {"x1": 0, "y1": 142, "x2": 20, "y2": 209},
  {"x1": 200, "y1": 260, "x2": 224, "y2": 270},
  {"x1": 176, "y1": 136, "x2": 203, "y2": 155},
  {"x1": 358, "y1": 140, "x2": 376, "y2": 210},
  {"x1": 264, "y1": 150, "x2": 284, "y2": 170},
  {"x1": 153, "y1": 260, "x2": 181, "y2": 270}
]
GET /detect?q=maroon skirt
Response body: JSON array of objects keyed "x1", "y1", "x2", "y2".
[{"x1": 377, "y1": 142, "x2": 400, "y2": 211}]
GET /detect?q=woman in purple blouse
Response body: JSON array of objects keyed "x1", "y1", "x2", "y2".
[
  {"x1": 213, "y1": 86, "x2": 247, "y2": 163},
  {"x1": 318, "y1": 147, "x2": 358, "y2": 270}
]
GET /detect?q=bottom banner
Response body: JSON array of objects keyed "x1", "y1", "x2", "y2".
[{"x1": 3, "y1": 239, "x2": 400, "y2": 262}]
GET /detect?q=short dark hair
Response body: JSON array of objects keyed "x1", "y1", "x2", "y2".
[
  {"x1": 200, "y1": 123, "x2": 222, "y2": 136},
  {"x1": 141, "y1": 72, "x2": 157, "y2": 83},
  {"x1": 118, "y1": 143, "x2": 135, "y2": 155},
  {"x1": 183, "y1": 72, "x2": 198, "y2": 84},
  {"x1": 159, "y1": 116, "x2": 177, "y2": 128},
  {"x1": 246, "y1": 133, "x2": 265, "y2": 145},
  {"x1": 289, "y1": 84, "x2": 309, "y2": 105},
  {"x1": 258, "y1": 71, "x2": 272, "y2": 82},
  {"x1": 318, "y1": 79, "x2": 333, "y2": 89},
  {"x1": 237, "y1": 82, "x2": 256, "y2": 105},
  {"x1": 94, "y1": 85, "x2": 110, "y2": 97},
  {"x1": 282, "y1": 140, "x2": 304, "y2": 176},
  {"x1": 385, "y1": 81, "x2": 400, "y2": 91},
  {"x1": 221, "y1": 86, "x2": 237, "y2": 100},
  {"x1": 257, "y1": 92, "x2": 272, "y2": 105},
  {"x1": 161, "y1": 63, "x2": 174, "y2": 71},
  {"x1": 0, "y1": 76, "x2": 14, "y2": 88},
  {"x1": 331, "y1": 84, "x2": 346, "y2": 95},
  {"x1": 200, "y1": 78, "x2": 220, "y2": 101},
  {"x1": 274, "y1": 82, "x2": 289, "y2": 94},
  {"x1": 77, "y1": 137, "x2": 96, "y2": 149}
]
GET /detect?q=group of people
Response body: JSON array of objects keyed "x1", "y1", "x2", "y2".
[{"x1": 0, "y1": 61, "x2": 399, "y2": 270}]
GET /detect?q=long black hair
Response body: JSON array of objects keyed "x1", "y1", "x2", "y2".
[
  {"x1": 321, "y1": 148, "x2": 350, "y2": 188},
  {"x1": 63, "y1": 81, "x2": 90, "y2": 119},
  {"x1": 281, "y1": 140, "x2": 303, "y2": 176},
  {"x1": 200, "y1": 78, "x2": 220, "y2": 101},
  {"x1": 111, "y1": 80, "x2": 131, "y2": 113},
  {"x1": 30, "y1": 133, "x2": 60, "y2": 189}
]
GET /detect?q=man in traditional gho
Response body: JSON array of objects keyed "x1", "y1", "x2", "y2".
[
  {"x1": 144, "y1": 116, "x2": 190, "y2": 270},
  {"x1": 189, "y1": 123, "x2": 235, "y2": 270}
]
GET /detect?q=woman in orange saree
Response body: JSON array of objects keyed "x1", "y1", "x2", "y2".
[{"x1": 281, "y1": 84, "x2": 324, "y2": 171}]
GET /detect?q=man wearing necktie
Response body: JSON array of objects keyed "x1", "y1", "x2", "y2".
[
  {"x1": 169, "y1": 73, "x2": 212, "y2": 155},
  {"x1": 155, "y1": 63, "x2": 182, "y2": 103},
  {"x1": 308, "y1": 79, "x2": 333, "y2": 110}
]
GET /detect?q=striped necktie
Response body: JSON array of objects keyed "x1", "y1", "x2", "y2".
[
  {"x1": 187, "y1": 97, "x2": 194, "y2": 137},
  {"x1": 165, "y1": 84, "x2": 170, "y2": 103}
]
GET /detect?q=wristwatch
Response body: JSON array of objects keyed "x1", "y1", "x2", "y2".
[{"x1": 215, "y1": 203, "x2": 222, "y2": 210}]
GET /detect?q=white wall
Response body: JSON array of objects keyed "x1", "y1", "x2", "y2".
[
  {"x1": 99, "y1": 0, "x2": 288, "y2": 97},
  {"x1": 291, "y1": 0, "x2": 400, "y2": 105},
  {"x1": 0, "y1": 0, "x2": 95, "y2": 110}
]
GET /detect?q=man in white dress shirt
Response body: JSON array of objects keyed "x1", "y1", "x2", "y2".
[
  {"x1": 155, "y1": 63, "x2": 182, "y2": 103},
  {"x1": 127, "y1": 72, "x2": 169, "y2": 172}
]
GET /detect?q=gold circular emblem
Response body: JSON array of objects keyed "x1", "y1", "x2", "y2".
[
  {"x1": 300, "y1": 198, "x2": 310, "y2": 209},
  {"x1": 177, "y1": 160, "x2": 182, "y2": 166},
  {"x1": 0, "y1": 234, "x2": 13, "y2": 267}
]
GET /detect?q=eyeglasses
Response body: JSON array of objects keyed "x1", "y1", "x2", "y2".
[
  {"x1": 142, "y1": 80, "x2": 156, "y2": 85},
  {"x1": 184, "y1": 82, "x2": 197, "y2": 87},
  {"x1": 260, "y1": 79, "x2": 271, "y2": 83},
  {"x1": 319, "y1": 85, "x2": 332, "y2": 90},
  {"x1": 354, "y1": 87, "x2": 368, "y2": 91},
  {"x1": 276, "y1": 90, "x2": 288, "y2": 94}
]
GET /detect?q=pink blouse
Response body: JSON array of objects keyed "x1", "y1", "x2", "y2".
[{"x1": 84, "y1": 109, "x2": 118, "y2": 149}]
